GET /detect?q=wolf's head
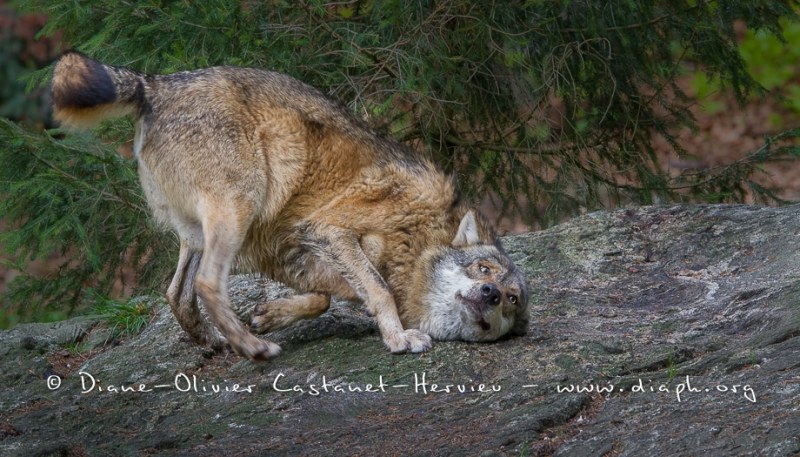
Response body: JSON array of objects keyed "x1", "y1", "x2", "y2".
[{"x1": 418, "y1": 210, "x2": 531, "y2": 342}]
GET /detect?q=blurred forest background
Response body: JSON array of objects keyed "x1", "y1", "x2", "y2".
[{"x1": 2, "y1": 0, "x2": 800, "y2": 329}]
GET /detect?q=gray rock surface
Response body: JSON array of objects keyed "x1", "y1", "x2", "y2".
[{"x1": 1, "y1": 204, "x2": 799, "y2": 456}]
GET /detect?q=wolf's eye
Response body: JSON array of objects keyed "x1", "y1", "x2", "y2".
[
  {"x1": 479, "y1": 265, "x2": 490, "y2": 275},
  {"x1": 509, "y1": 295, "x2": 518, "y2": 305}
]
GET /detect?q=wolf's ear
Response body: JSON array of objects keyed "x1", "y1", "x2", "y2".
[{"x1": 452, "y1": 209, "x2": 493, "y2": 247}]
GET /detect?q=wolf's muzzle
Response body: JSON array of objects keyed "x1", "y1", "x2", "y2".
[{"x1": 481, "y1": 283, "x2": 501, "y2": 306}]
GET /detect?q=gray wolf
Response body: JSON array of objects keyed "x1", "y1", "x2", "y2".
[{"x1": 50, "y1": 51, "x2": 530, "y2": 360}]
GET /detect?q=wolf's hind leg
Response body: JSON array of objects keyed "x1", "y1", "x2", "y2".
[
  {"x1": 194, "y1": 204, "x2": 282, "y2": 361},
  {"x1": 250, "y1": 293, "x2": 331, "y2": 333},
  {"x1": 166, "y1": 241, "x2": 226, "y2": 348}
]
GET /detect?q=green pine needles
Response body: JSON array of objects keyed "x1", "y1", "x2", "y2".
[
  {"x1": 0, "y1": 119, "x2": 175, "y2": 326},
  {"x1": 3, "y1": 0, "x2": 800, "y2": 324}
]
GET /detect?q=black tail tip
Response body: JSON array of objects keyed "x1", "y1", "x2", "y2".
[{"x1": 52, "y1": 51, "x2": 116, "y2": 109}]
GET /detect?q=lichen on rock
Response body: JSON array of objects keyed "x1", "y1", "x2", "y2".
[{"x1": 1, "y1": 204, "x2": 799, "y2": 456}]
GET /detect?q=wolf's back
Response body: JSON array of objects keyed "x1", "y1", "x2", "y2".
[{"x1": 52, "y1": 51, "x2": 147, "y2": 128}]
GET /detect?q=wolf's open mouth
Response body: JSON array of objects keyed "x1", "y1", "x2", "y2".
[{"x1": 455, "y1": 292, "x2": 491, "y2": 330}]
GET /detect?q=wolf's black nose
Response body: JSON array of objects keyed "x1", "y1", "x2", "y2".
[{"x1": 481, "y1": 283, "x2": 501, "y2": 305}]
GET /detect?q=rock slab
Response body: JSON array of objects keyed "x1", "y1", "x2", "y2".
[{"x1": 1, "y1": 204, "x2": 799, "y2": 456}]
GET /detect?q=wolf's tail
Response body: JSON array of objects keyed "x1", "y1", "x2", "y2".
[{"x1": 51, "y1": 51, "x2": 148, "y2": 128}]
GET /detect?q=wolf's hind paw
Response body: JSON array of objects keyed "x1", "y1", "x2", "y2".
[
  {"x1": 386, "y1": 329, "x2": 432, "y2": 354},
  {"x1": 250, "y1": 302, "x2": 295, "y2": 333},
  {"x1": 234, "y1": 338, "x2": 282, "y2": 361},
  {"x1": 205, "y1": 328, "x2": 229, "y2": 350}
]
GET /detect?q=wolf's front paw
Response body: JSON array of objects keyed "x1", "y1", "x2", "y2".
[{"x1": 385, "y1": 329, "x2": 432, "y2": 354}]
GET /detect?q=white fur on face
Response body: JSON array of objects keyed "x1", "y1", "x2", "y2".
[{"x1": 421, "y1": 255, "x2": 515, "y2": 342}]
